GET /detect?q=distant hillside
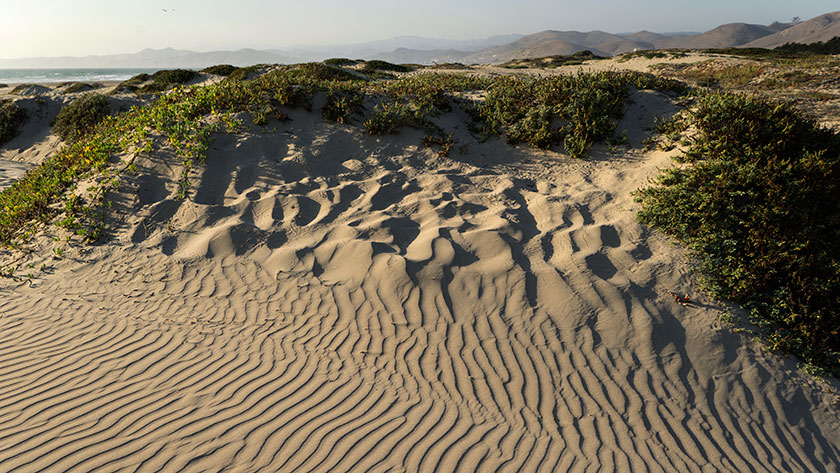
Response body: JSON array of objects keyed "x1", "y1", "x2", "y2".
[
  {"x1": 745, "y1": 12, "x2": 840, "y2": 48},
  {"x1": 461, "y1": 30, "x2": 653, "y2": 63},
  {"x1": 373, "y1": 48, "x2": 469, "y2": 64},
  {"x1": 455, "y1": 20, "x2": 797, "y2": 64},
  {"x1": 656, "y1": 23, "x2": 784, "y2": 49},
  {"x1": 2, "y1": 12, "x2": 839, "y2": 69}
]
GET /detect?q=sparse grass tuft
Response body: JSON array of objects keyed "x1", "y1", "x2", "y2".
[{"x1": 422, "y1": 133, "x2": 456, "y2": 157}]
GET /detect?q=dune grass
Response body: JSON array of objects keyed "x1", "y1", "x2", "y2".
[{"x1": 636, "y1": 92, "x2": 840, "y2": 377}]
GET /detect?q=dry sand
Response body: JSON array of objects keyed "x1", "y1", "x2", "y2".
[{"x1": 0, "y1": 68, "x2": 839, "y2": 472}]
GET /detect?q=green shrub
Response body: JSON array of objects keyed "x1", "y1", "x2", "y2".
[
  {"x1": 53, "y1": 94, "x2": 111, "y2": 142},
  {"x1": 227, "y1": 65, "x2": 267, "y2": 81},
  {"x1": 428, "y1": 63, "x2": 467, "y2": 70},
  {"x1": 636, "y1": 92, "x2": 840, "y2": 376},
  {"x1": 507, "y1": 104, "x2": 556, "y2": 148},
  {"x1": 0, "y1": 100, "x2": 28, "y2": 145},
  {"x1": 360, "y1": 60, "x2": 413, "y2": 73},
  {"x1": 114, "y1": 69, "x2": 197, "y2": 94},
  {"x1": 137, "y1": 69, "x2": 197, "y2": 93},
  {"x1": 201, "y1": 64, "x2": 238, "y2": 76},
  {"x1": 501, "y1": 51, "x2": 605, "y2": 69},
  {"x1": 152, "y1": 69, "x2": 196, "y2": 85},
  {"x1": 324, "y1": 58, "x2": 356, "y2": 66},
  {"x1": 113, "y1": 74, "x2": 150, "y2": 93},
  {"x1": 289, "y1": 63, "x2": 361, "y2": 82}
]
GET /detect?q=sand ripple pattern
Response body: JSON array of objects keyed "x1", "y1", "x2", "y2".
[{"x1": 1, "y1": 115, "x2": 839, "y2": 472}]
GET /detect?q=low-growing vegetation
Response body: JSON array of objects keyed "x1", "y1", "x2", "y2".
[
  {"x1": 0, "y1": 99, "x2": 27, "y2": 145},
  {"x1": 0, "y1": 63, "x2": 684, "y2": 252},
  {"x1": 473, "y1": 72, "x2": 686, "y2": 156},
  {"x1": 53, "y1": 94, "x2": 111, "y2": 142},
  {"x1": 617, "y1": 50, "x2": 687, "y2": 63},
  {"x1": 636, "y1": 92, "x2": 840, "y2": 377},
  {"x1": 659, "y1": 62, "x2": 765, "y2": 88}
]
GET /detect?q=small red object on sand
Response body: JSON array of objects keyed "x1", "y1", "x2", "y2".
[{"x1": 670, "y1": 292, "x2": 692, "y2": 306}]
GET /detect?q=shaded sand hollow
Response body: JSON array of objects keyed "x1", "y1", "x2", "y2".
[{"x1": 0, "y1": 87, "x2": 839, "y2": 472}]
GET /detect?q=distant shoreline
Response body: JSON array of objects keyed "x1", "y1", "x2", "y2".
[{"x1": 0, "y1": 68, "x2": 160, "y2": 85}]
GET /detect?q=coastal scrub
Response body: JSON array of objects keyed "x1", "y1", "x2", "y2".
[{"x1": 636, "y1": 92, "x2": 840, "y2": 377}]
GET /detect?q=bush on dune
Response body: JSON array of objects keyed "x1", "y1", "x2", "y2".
[
  {"x1": 0, "y1": 99, "x2": 28, "y2": 145},
  {"x1": 53, "y1": 94, "x2": 111, "y2": 142},
  {"x1": 114, "y1": 69, "x2": 197, "y2": 94},
  {"x1": 636, "y1": 92, "x2": 840, "y2": 377},
  {"x1": 201, "y1": 64, "x2": 238, "y2": 77},
  {"x1": 359, "y1": 60, "x2": 413, "y2": 73}
]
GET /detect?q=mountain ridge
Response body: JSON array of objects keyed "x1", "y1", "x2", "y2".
[{"x1": 1, "y1": 11, "x2": 837, "y2": 69}]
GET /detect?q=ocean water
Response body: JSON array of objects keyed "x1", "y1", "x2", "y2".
[{"x1": 0, "y1": 69, "x2": 160, "y2": 84}]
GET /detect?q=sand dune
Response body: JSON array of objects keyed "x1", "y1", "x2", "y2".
[{"x1": 1, "y1": 86, "x2": 839, "y2": 472}]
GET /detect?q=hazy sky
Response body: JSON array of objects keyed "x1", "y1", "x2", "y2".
[{"x1": 1, "y1": 0, "x2": 837, "y2": 58}]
